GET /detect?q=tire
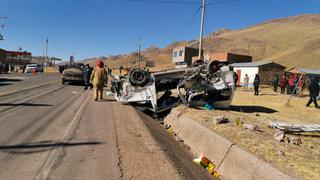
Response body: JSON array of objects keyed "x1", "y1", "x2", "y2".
[{"x1": 129, "y1": 68, "x2": 150, "y2": 87}]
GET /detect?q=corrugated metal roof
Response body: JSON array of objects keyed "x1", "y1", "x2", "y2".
[
  {"x1": 230, "y1": 61, "x2": 272, "y2": 67},
  {"x1": 298, "y1": 68, "x2": 320, "y2": 75}
]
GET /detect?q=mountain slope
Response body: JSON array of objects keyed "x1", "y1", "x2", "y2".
[{"x1": 85, "y1": 14, "x2": 320, "y2": 70}]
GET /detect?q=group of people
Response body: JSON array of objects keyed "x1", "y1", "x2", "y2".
[
  {"x1": 239, "y1": 73, "x2": 319, "y2": 109},
  {"x1": 0, "y1": 63, "x2": 10, "y2": 74},
  {"x1": 83, "y1": 60, "x2": 109, "y2": 101},
  {"x1": 276, "y1": 74, "x2": 305, "y2": 96}
]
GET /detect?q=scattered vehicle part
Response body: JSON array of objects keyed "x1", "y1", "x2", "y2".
[
  {"x1": 243, "y1": 123, "x2": 259, "y2": 131},
  {"x1": 193, "y1": 155, "x2": 219, "y2": 177},
  {"x1": 211, "y1": 116, "x2": 229, "y2": 124},
  {"x1": 274, "y1": 130, "x2": 285, "y2": 141},
  {"x1": 177, "y1": 60, "x2": 235, "y2": 109},
  {"x1": 269, "y1": 121, "x2": 320, "y2": 134}
]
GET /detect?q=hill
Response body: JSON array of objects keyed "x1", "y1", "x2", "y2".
[{"x1": 84, "y1": 14, "x2": 320, "y2": 70}]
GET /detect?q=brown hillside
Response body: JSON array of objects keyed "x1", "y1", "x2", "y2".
[{"x1": 84, "y1": 14, "x2": 320, "y2": 70}]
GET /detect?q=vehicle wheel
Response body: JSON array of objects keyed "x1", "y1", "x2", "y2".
[{"x1": 129, "y1": 68, "x2": 150, "y2": 87}]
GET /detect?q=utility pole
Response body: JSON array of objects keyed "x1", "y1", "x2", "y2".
[
  {"x1": 45, "y1": 37, "x2": 48, "y2": 70},
  {"x1": 137, "y1": 38, "x2": 141, "y2": 68},
  {"x1": 198, "y1": 0, "x2": 206, "y2": 60},
  {"x1": 0, "y1": 16, "x2": 7, "y2": 41}
]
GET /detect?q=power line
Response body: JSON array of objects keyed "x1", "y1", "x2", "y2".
[
  {"x1": 124, "y1": 0, "x2": 200, "y2": 5},
  {"x1": 124, "y1": 0, "x2": 243, "y2": 5},
  {"x1": 175, "y1": 7, "x2": 201, "y2": 40},
  {"x1": 207, "y1": 0, "x2": 243, "y2": 6}
]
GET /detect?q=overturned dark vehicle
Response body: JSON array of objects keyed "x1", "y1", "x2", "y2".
[{"x1": 111, "y1": 60, "x2": 235, "y2": 113}]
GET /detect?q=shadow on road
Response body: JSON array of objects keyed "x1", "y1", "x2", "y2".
[
  {"x1": 0, "y1": 78, "x2": 22, "y2": 82},
  {"x1": 229, "y1": 105, "x2": 278, "y2": 113},
  {"x1": 0, "y1": 82, "x2": 12, "y2": 87},
  {"x1": 0, "y1": 141, "x2": 103, "y2": 154},
  {"x1": 0, "y1": 103, "x2": 53, "y2": 107}
]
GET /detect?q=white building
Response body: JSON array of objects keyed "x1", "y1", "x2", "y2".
[{"x1": 231, "y1": 61, "x2": 286, "y2": 86}]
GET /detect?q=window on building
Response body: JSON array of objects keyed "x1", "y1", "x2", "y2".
[
  {"x1": 179, "y1": 50, "x2": 184, "y2": 57},
  {"x1": 173, "y1": 51, "x2": 178, "y2": 58}
]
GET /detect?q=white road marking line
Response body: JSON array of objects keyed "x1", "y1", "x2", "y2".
[{"x1": 34, "y1": 92, "x2": 91, "y2": 180}]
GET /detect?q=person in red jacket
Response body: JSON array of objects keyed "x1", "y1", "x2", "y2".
[{"x1": 288, "y1": 74, "x2": 296, "y2": 94}]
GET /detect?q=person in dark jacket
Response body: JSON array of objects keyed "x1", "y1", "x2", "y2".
[
  {"x1": 279, "y1": 75, "x2": 286, "y2": 94},
  {"x1": 273, "y1": 74, "x2": 279, "y2": 92},
  {"x1": 306, "y1": 77, "x2": 320, "y2": 108},
  {"x1": 253, "y1": 74, "x2": 260, "y2": 96},
  {"x1": 83, "y1": 64, "x2": 93, "y2": 90},
  {"x1": 234, "y1": 73, "x2": 239, "y2": 90}
]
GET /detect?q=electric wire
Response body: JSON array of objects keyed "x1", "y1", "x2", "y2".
[{"x1": 175, "y1": 7, "x2": 201, "y2": 40}]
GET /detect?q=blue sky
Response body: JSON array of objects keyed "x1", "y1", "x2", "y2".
[{"x1": 0, "y1": 0, "x2": 319, "y2": 61}]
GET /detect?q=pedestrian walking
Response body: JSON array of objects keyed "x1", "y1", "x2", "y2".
[
  {"x1": 83, "y1": 64, "x2": 93, "y2": 90},
  {"x1": 244, "y1": 74, "x2": 249, "y2": 89},
  {"x1": 279, "y1": 75, "x2": 286, "y2": 94},
  {"x1": 90, "y1": 60, "x2": 108, "y2": 101},
  {"x1": 306, "y1": 77, "x2": 319, "y2": 108},
  {"x1": 253, "y1": 74, "x2": 260, "y2": 96},
  {"x1": 273, "y1": 74, "x2": 279, "y2": 92}
]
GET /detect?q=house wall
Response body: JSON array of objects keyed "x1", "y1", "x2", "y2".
[
  {"x1": 259, "y1": 63, "x2": 286, "y2": 85},
  {"x1": 233, "y1": 67, "x2": 259, "y2": 86},
  {"x1": 172, "y1": 47, "x2": 185, "y2": 64}
]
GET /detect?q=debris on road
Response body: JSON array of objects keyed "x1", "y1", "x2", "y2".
[
  {"x1": 193, "y1": 155, "x2": 219, "y2": 177},
  {"x1": 243, "y1": 123, "x2": 259, "y2": 131},
  {"x1": 235, "y1": 116, "x2": 245, "y2": 126},
  {"x1": 284, "y1": 136, "x2": 302, "y2": 146},
  {"x1": 106, "y1": 91, "x2": 114, "y2": 96},
  {"x1": 269, "y1": 121, "x2": 320, "y2": 135},
  {"x1": 274, "y1": 130, "x2": 285, "y2": 141},
  {"x1": 210, "y1": 116, "x2": 229, "y2": 124}
]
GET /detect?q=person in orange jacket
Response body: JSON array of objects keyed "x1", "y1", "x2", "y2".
[{"x1": 90, "y1": 60, "x2": 108, "y2": 101}]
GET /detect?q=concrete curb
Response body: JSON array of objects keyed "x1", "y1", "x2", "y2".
[{"x1": 164, "y1": 109, "x2": 295, "y2": 180}]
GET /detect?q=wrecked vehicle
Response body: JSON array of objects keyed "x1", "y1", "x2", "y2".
[
  {"x1": 61, "y1": 63, "x2": 85, "y2": 85},
  {"x1": 111, "y1": 60, "x2": 235, "y2": 113}
]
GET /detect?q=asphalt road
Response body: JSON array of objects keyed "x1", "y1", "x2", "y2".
[{"x1": 0, "y1": 73, "x2": 213, "y2": 180}]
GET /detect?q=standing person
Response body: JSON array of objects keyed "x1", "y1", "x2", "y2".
[
  {"x1": 244, "y1": 74, "x2": 249, "y2": 89},
  {"x1": 83, "y1": 64, "x2": 93, "y2": 90},
  {"x1": 279, "y1": 75, "x2": 286, "y2": 94},
  {"x1": 306, "y1": 77, "x2": 319, "y2": 108},
  {"x1": 253, "y1": 74, "x2": 260, "y2": 96},
  {"x1": 233, "y1": 72, "x2": 238, "y2": 90},
  {"x1": 273, "y1": 74, "x2": 279, "y2": 92},
  {"x1": 288, "y1": 74, "x2": 296, "y2": 94},
  {"x1": 4, "y1": 63, "x2": 9, "y2": 74},
  {"x1": 90, "y1": 60, "x2": 108, "y2": 101},
  {"x1": 298, "y1": 75, "x2": 305, "y2": 97}
]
